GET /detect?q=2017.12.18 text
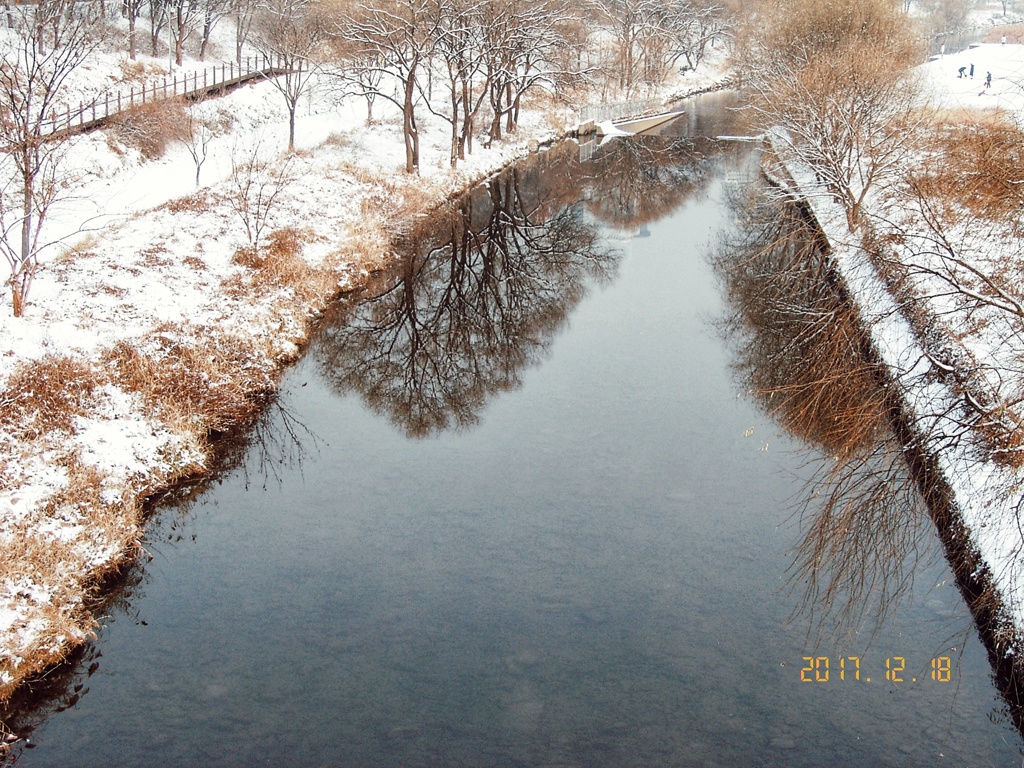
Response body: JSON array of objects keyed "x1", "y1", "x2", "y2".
[{"x1": 799, "y1": 656, "x2": 953, "y2": 683}]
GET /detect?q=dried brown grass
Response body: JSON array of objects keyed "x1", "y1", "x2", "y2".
[
  {"x1": 982, "y1": 23, "x2": 1024, "y2": 43},
  {"x1": 230, "y1": 226, "x2": 335, "y2": 305},
  {"x1": 165, "y1": 189, "x2": 215, "y2": 215},
  {"x1": 104, "y1": 333, "x2": 268, "y2": 438},
  {"x1": 321, "y1": 131, "x2": 352, "y2": 149},
  {"x1": 116, "y1": 59, "x2": 165, "y2": 84},
  {"x1": 108, "y1": 98, "x2": 189, "y2": 160},
  {"x1": 354, "y1": 176, "x2": 438, "y2": 229},
  {"x1": 59, "y1": 233, "x2": 100, "y2": 264},
  {"x1": 972, "y1": 400, "x2": 1024, "y2": 468},
  {"x1": 911, "y1": 114, "x2": 1024, "y2": 218},
  {"x1": 0, "y1": 357, "x2": 103, "y2": 442}
]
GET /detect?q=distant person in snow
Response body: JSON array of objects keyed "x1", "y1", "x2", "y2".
[
  {"x1": 986, "y1": 71, "x2": 992, "y2": 88},
  {"x1": 958, "y1": 66, "x2": 967, "y2": 77},
  {"x1": 970, "y1": 63, "x2": 975, "y2": 78}
]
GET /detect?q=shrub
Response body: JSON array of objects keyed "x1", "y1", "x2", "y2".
[
  {"x1": 911, "y1": 114, "x2": 1024, "y2": 219},
  {"x1": 108, "y1": 99, "x2": 189, "y2": 160}
]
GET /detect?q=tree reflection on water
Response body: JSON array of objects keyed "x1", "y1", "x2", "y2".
[
  {"x1": 713, "y1": 179, "x2": 1024, "y2": 732},
  {"x1": 713, "y1": 180, "x2": 934, "y2": 641},
  {"x1": 314, "y1": 137, "x2": 718, "y2": 437}
]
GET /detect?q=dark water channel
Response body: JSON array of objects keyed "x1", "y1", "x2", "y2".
[{"x1": 4, "y1": 93, "x2": 1024, "y2": 766}]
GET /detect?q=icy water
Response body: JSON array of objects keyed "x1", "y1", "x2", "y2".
[{"x1": 4, "y1": 93, "x2": 1024, "y2": 766}]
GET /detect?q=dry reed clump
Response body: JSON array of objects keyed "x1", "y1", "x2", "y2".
[
  {"x1": 183, "y1": 254, "x2": 207, "y2": 271},
  {"x1": 0, "y1": 357, "x2": 104, "y2": 442},
  {"x1": 116, "y1": 59, "x2": 165, "y2": 84},
  {"x1": 336, "y1": 161, "x2": 387, "y2": 187},
  {"x1": 333, "y1": 222, "x2": 390, "y2": 273},
  {"x1": 165, "y1": 189, "x2": 214, "y2": 215},
  {"x1": 355, "y1": 176, "x2": 438, "y2": 230},
  {"x1": 108, "y1": 98, "x2": 189, "y2": 160},
  {"x1": 43, "y1": 452, "x2": 141, "y2": 535},
  {"x1": 230, "y1": 226, "x2": 335, "y2": 304},
  {"x1": 911, "y1": 114, "x2": 1024, "y2": 219},
  {"x1": 0, "y1": 579, "x2": 95, "y2": 704},
  {"x1": 971, "y1": 400, "x2": 1024, "y2": 468},
  {"x1": 139, "y1": 243, "x2": 172, "y2": 269},
  {"x1": 0, "y1": 453, "x2": 130, "y2": 704},
  {"x1": 58, "y1": 233, "x2": 101, "y2": 264},
  {"x1": 103, "y1": 330, "x2": 272, "y2": 438},
  {"x1": 983, "y1": 24, "x2": 1024, "y2": 43},
  {"x1": 321, "y1": 131, "x2": 352, "y2": 149}
]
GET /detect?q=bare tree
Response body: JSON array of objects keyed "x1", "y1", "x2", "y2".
[
  {"x1": 123, "y1": 0, "x2": 147, "y2": 59},
  {"x1": 181, "y1": 99, "x2": 229, "y2": 186},
  {"x1": 251, "y1": 0, "x2": 325, "y2": 151},
  {"x1": 592, "y1": 0, "x2": 708, "y2": 91},
  {"x1": 197, "y1": 0, "x2": 230, "y2": 59},
  {"x1": 424, "y1": 0, "x2": 489, "y2": 167},
  {"x1": 149, "y1": 0, "x2": 168, "y2": 56},
  {"x1": 228, "y1": 140, "x2": 294, "y2": 251},
  {"x1": 231, "y1": 0, "x2": 258, "y2": 64},
  {"x1": 480, "y1": 0, "x2": 572, "y2": 145},
  {"x1": 664, "y1": 1, "x2": 729, "y2": 74},
  {"x1": 919, "y1": 0, "x2": 971, "y2": 35},
  {"x1": 350, "y1": 53, "x2": 385, "y2": 124},
  {"x1": 338, "y1": 0, "x2": 438, "y2": 173},
  {"x1": 32, "y1": 0, "x2": 84, "y2": 54},
  {"x1": 736, "y1": 0, "x2": 925, "y2": 230},
  {"x1": 169, "y1": 0, "x2": 204, "y2": 65},
  {"x1": 0, "y1": 4, "x2": 99, "y2": 316},
  {"x1": 592, "y1": 0, "x2": 651, "y2": 92},
  {"x1": 865, "y1": 117, "x2": 1024, "y2": 466}
]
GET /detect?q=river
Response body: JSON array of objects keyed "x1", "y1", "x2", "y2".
[{"x1": 2, "y1": 92, "x2": 1022, "y2": 767}]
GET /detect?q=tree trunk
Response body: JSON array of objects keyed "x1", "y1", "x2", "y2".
[
  {"x1": 459, "y1": 75, "x2": 471, "y2": 157},
  {"x1": 288, "y1": 102, "x2": 296, "y2": 151},
  {"x1": 175, "y1": 4, "x2": 185, "y2": 66},
  {"x1": 504, "y1": 82, "x2": 513, "y2": 132},
  {"x1": 449, "y1": 88, "x2": 459, "y2": 168},
  {"x1": 10, "y1": 276, "x2": 23, "y2": 316},
  {"x1": 235, "y1": 14, "x2": 243, "y2": 64},
  {"x1": 200, "y1": 6, "x2": 213, "y2": 60},
  {"x1": 15, "y1": 165, "x2": 33, "y2": 317},
  {"x1": 150, "y1": 14, "x2": 161, "y2": 56},
  {"x1": 403, "y1": 69, "x2": 418, "y2": 173}
]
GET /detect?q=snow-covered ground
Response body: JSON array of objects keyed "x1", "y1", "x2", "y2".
[
  {"x1": 0, "y1": 26, "x2": 732, "y2": 701},
  {"x1": 921, "y1": 38, "x2": 1024, "y2": 112}
]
